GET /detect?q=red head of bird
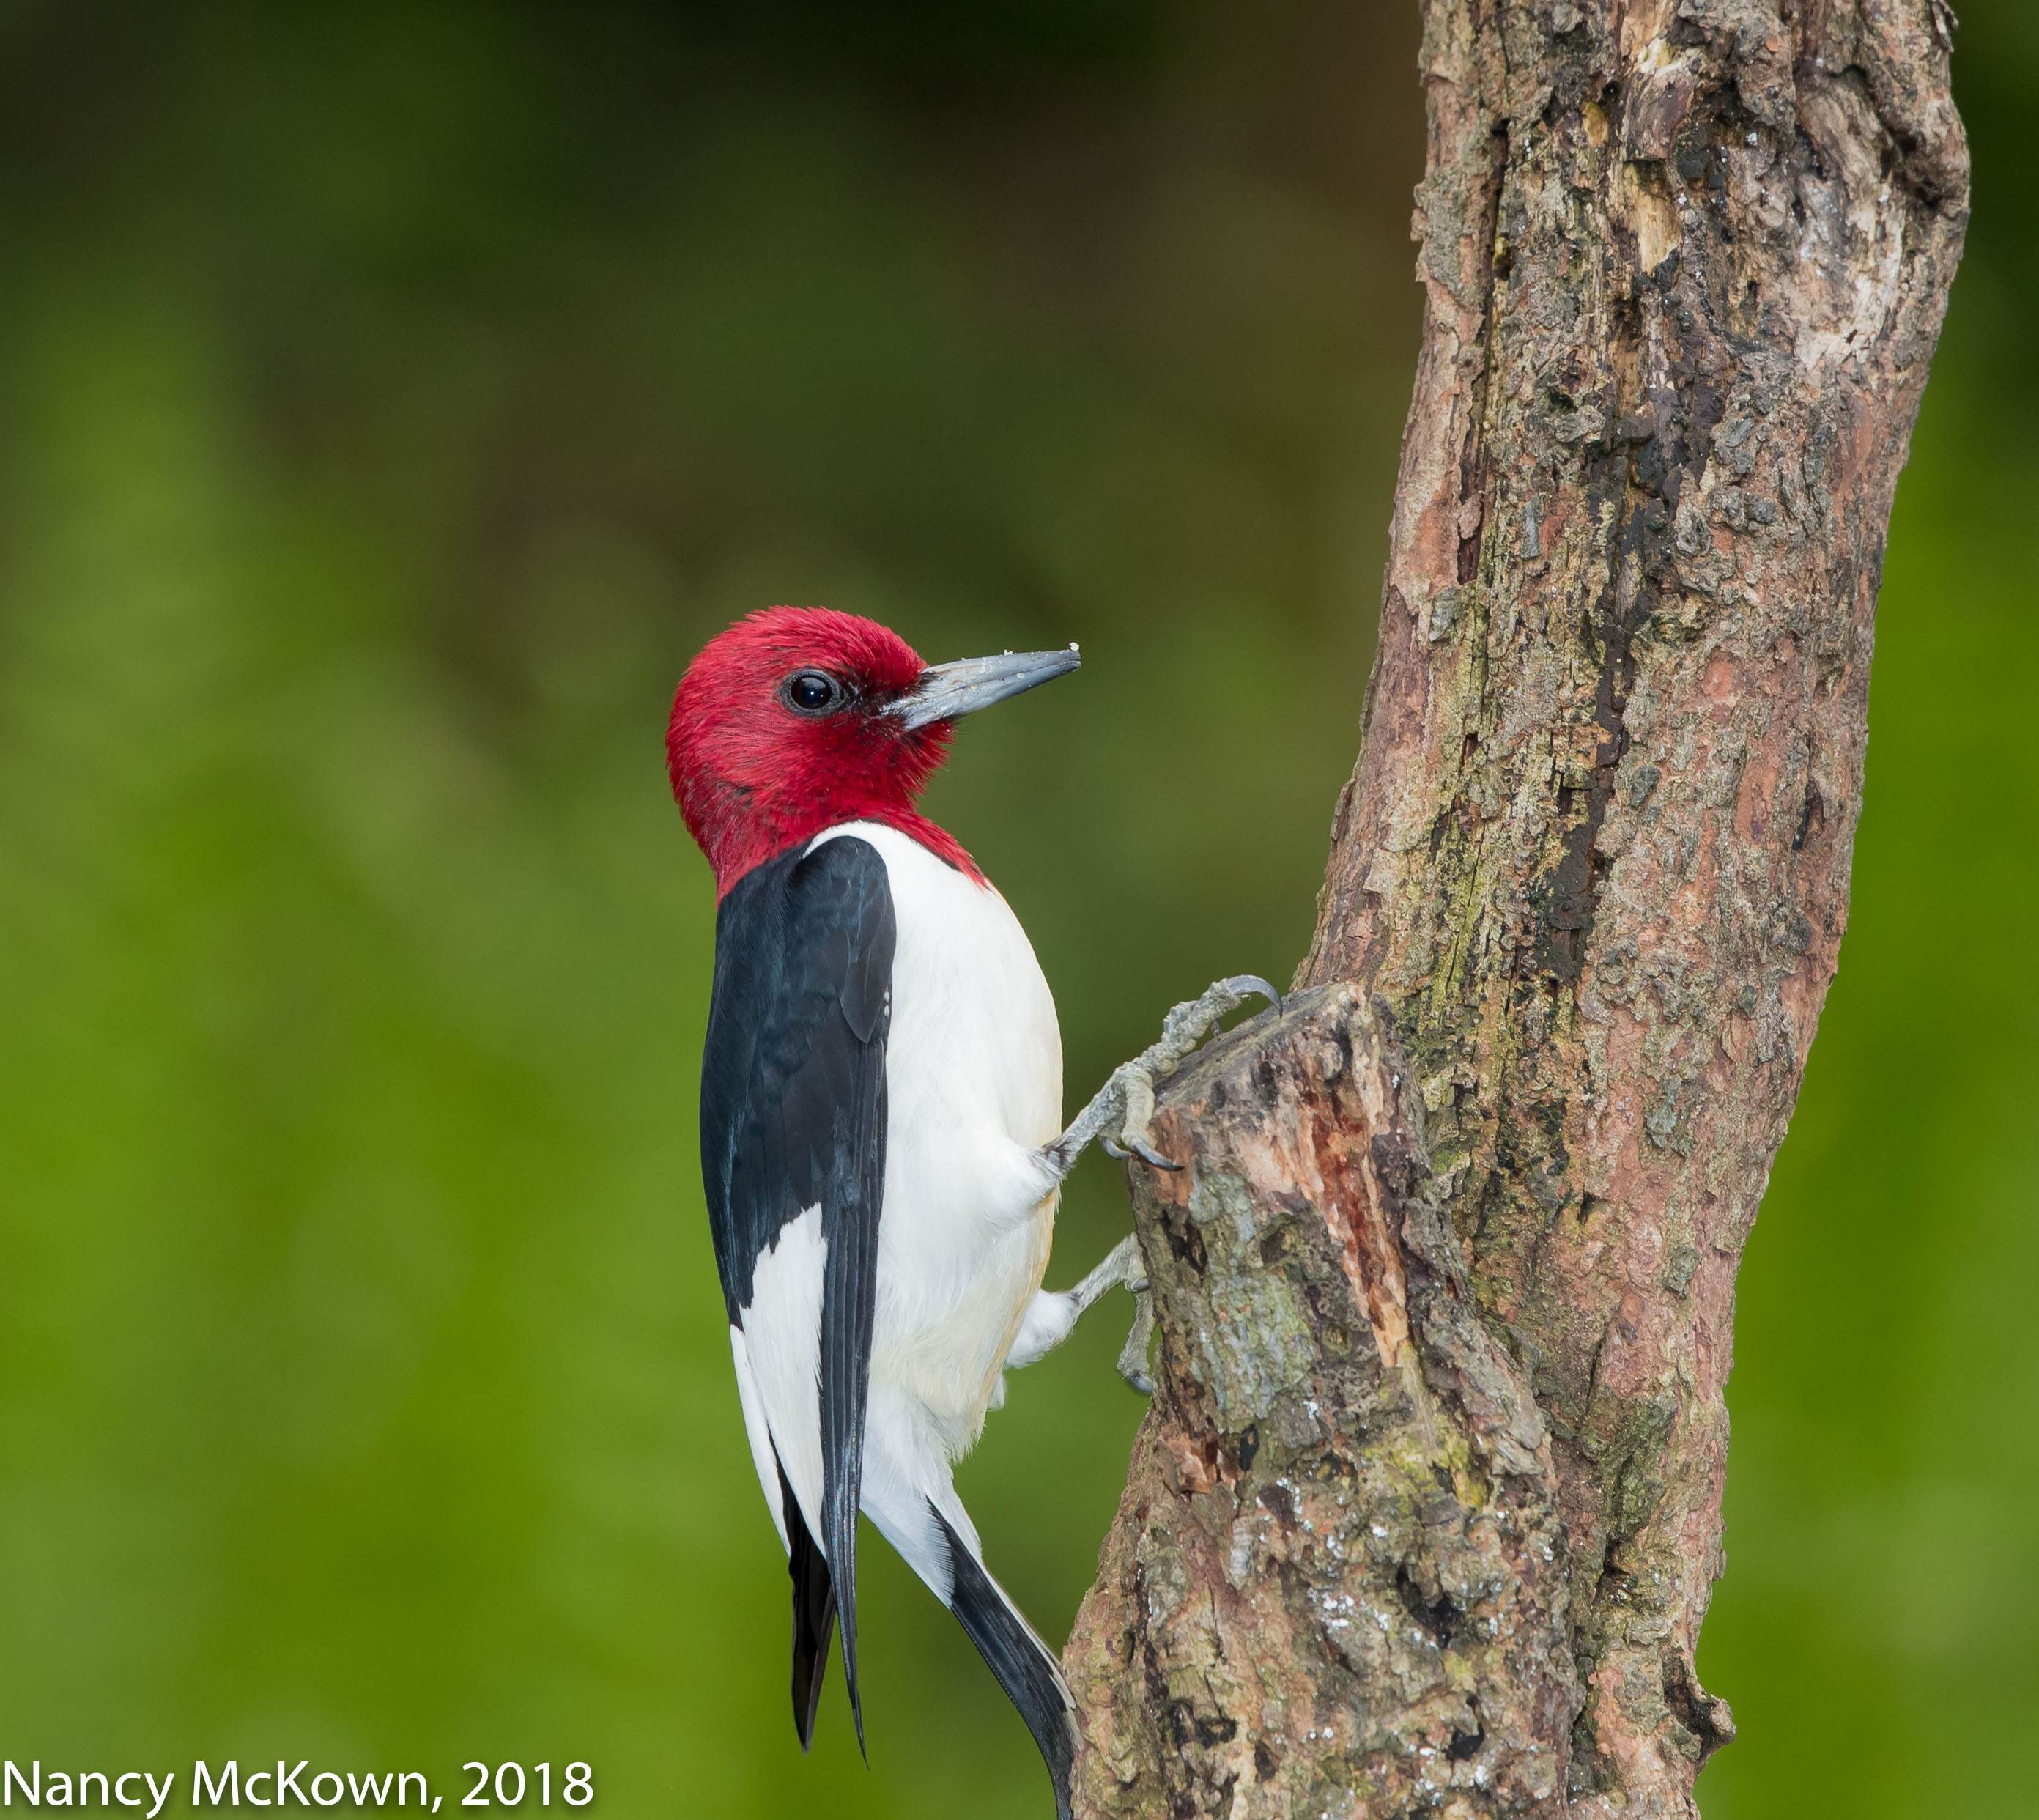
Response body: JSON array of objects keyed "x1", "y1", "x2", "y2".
[{"x1": 667, "y1": 606, "x2": 1079, "y2": 895}]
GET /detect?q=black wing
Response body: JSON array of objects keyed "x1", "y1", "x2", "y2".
[{"x1": 700, "y1": 835, "x2": 894, "y2": 1751}]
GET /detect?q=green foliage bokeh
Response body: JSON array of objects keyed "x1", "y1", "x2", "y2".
[{"x1": 0, "y1": 4, "x2": 2027, "y2": 1816}]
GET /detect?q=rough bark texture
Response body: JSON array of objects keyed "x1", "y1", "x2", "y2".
[{"x1": 1062, "y1": 2, "x2": 1966, "y2": 1815}]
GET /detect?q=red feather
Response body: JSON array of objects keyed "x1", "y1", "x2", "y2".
[{"x1": 667, "y1": 607, "x2": 981, "y2": 896}]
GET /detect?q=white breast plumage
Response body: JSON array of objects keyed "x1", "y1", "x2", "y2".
[{"x1": 810, "y1": 819, "x2": 1064, "y2": 1454}]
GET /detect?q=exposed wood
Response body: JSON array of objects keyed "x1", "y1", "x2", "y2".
[{"x1": 1062, "y1": 1, "x2": 1966, "y2": 1813}]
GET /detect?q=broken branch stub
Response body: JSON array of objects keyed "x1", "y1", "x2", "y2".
[{"x1": 1066, "y1": 987, "x2": 1577, "y2": 1816}]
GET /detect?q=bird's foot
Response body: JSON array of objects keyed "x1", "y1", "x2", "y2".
[
  {"x1": 1047, "y1": 974, "x2": 1283, "y2": 1175},
  {"x1": 1081, "y1": 1237, "x2": 1158, "y2": 1396},
  {"x1": 1007, "y1": 1235, "x2": 1156, "y2": 1394},
  {"x1": 1116, "y1": 1284, "x2": 1156, "y2": 1397},
  {"x1": 1027, "y1": 977, "x2": 1281, "y2": 1395}
]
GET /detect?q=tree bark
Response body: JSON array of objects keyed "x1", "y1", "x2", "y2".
[{"x1": 1062, "y1": 1, "x2": 1966, "y2": 1814}]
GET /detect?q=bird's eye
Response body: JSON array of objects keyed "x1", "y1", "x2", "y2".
[{"x1": 785, "y1": 670, "x2": 842, "y2": 715}]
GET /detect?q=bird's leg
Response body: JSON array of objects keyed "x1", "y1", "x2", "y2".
[
  {"x1": 1064, "y1": 1233, "x2": 1147, "y2": 1322},
  {"x1": 1078, "y1": 1235, "x2": 1158, "y2": 1394},
  {"x1": 1005, "y1": 1235, "x2": 1155, "y2": 1392},
  {"x1": 1023, "y1": 974, "x2": 1281, "y2": 1393},
  {"x1": 1044, "y1": 974, "x2": 1284, "y2": 1175},
  {"x1": 1116, "y1": 1283, "x2": 1157, "y2": 1397}
]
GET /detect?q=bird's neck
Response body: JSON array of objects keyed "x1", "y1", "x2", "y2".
[{"x1": 709, "y1": 802, "x2": 982, "y2": 899}]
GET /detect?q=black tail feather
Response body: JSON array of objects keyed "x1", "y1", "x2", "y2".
[
  {"x1": 826, "y1": 1484, "x2": 866, "y2": 1758},
  {"x1": 821, "y1": 1169, "x2": 880, "y2": 1758},
  {"x1": 931, "y1": 1504, "x2": 1078, "y2": 1820},
  {"x1": 780, "y1": 1462, "x2": 837, "y2": 1752}
]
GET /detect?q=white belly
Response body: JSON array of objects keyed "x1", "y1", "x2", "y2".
[{"x1": 811, "y1": 821, "x2": 1062, "y2": 1456}]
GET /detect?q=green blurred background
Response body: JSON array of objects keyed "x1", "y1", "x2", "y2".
[{"x1": 0, "y1": 3, "x2": 2026, "y2": 1814}]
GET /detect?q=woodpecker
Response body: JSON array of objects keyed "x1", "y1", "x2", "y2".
[{"x1": 666, "y1": 607, "x2": 1276, "y2": 1818}]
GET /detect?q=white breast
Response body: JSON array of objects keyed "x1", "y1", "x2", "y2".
[{"x1": 810, "y1": 821, "x2": 1062, "y2": 1456}]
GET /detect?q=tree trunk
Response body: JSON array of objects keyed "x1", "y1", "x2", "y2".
[{"x1": 1062, "y1": 1, "x2": 1966, "y2": 1814}]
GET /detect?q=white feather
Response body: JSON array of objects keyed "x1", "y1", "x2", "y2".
[
  {"x1": 856, "y1": 1379, "x2": 965, "y2": 1602},
  {"x1": 728, "y1": 1324, "x2": 789, "y2": 1551},
  {"x1": 733, "y1": 821, "x2": 1065, "y2": 1586},
  {"x1": 737, "y1": 1203, "x2": 826, "y2": 1545},
  {"x1": 813, "y1": 821, "x2": 1063, "y2": 1462}
]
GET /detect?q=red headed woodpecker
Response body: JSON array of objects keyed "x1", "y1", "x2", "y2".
[{"x1": 667, "y1": 607, "x2": 1276, "y2": 1817}]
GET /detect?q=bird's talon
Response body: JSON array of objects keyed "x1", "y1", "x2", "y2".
[
  {"x1": 1226, "y1": 973, "x2": 1285, "y2": 1016},
  {"x1": 1048, "y1": 970, "x2": 1281, "y2": 1180},
  {"x1": 1130, "y1": 1137, "x2": 1180, "y2": 1171},
  {"x1": 1116, "y1": 1289, "x2": 1157, "y2": 1394}
]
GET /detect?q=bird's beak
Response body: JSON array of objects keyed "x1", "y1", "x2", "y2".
[{"x1": 889, "y1": 645, "x2": 1081, "y2": 730}]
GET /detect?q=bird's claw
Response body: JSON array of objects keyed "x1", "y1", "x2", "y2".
[
  {"x1": 1103, "y1": 1132, "x2": 1176, "y2": 1168},
  {"x1": 1050, "y1": 973, "x2": 1285, "y2": 1175},
  {"x1": 1052, "y1": 1235, "x2": 1155, "y2": 1394},
  {"x1": 1117, "y1": 1289, "x2": 1156, "y2": 1394}
]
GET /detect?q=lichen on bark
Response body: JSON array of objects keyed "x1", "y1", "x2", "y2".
[{"x1": 1062, "y1": 1, "x2": 1966, "y2": 1814}]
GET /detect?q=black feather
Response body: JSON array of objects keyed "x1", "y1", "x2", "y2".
[
  {"x1": 700, "y1": 836, "x2": 895, "y2": 1750},
  {"x1": 933, "y1": 1504, "x2": 1078, "y2": 1820},
  {"x1": 780, "y1": 1457, "x2": 837, "y2": 1751}
]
